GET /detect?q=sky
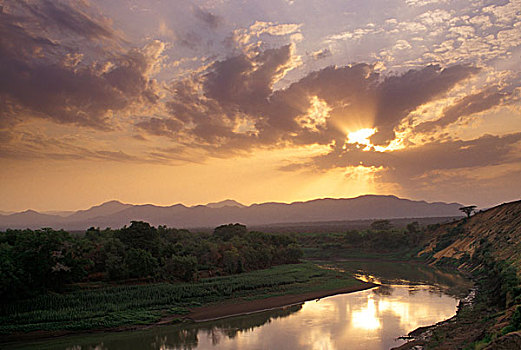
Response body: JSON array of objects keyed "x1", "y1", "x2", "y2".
[{"x1": 1, "y1": 0, "x2": 521, "y2": 212}]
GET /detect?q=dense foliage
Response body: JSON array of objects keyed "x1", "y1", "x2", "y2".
[
  {"x1": 0, "y1": 222, "x2": 302, "y2": 301},
  {"x1": 298, "y1": 220, "x2": 429, "y2": 258}
]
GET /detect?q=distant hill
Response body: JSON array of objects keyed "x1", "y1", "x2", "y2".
[
  {"x1": 205, "y1": 199, "x2": 246, "y2": 209},
  {"x1": 0, "y1": 195, "x2": 464, "y2": 230},
  {"x1": 0, "y1": 210, "x2": 65, "y2": 229},
  {"x1": 65, "y1": 200, "x2": 133, "y2": 222}
]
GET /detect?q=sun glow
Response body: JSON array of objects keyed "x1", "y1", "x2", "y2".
[
  {"x1": 347, "y1": 128, "x2": 377, "y2": 149},
  {"x1": 346, "y1": 127, "x2": 406, "y2": 152},
  {"x1": 351, "y1": 295, "x2": 381, "y2": 330},
  {"x1": 297, "y1": 96, "x2": 331, "y2": 131}
]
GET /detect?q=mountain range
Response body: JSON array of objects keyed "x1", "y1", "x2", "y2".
[{"x1": 0, "y1": 195, "x2": 464, "y2": 230}]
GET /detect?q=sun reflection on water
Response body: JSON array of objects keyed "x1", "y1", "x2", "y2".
[
  {"x1": 354, "y1": 273, "x2": 382, "y2": 284},
  {"x1": 31, "y1": 283, "x2": 462, "y2": 350},
  {"x1": 351, "y1": 295, "x2": 381, "y2": 330}
]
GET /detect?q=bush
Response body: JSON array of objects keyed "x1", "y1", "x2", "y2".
[
  {"x1": 126, "y1": 248, "x2": 158, "y2": 278},
  {"x1": 214, "y1": 224, "x2": 247, "y2": 241},
  {"x1": 162, "y1": 255, "x2": 198, "y2": 282}
]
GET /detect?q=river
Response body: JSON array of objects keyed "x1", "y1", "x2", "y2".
[{"x1": 8, "y1": 261, "x2": 470, "y2": 350}]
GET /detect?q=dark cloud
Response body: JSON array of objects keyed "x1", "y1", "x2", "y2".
[
  {"x1": 193, "y1": 6, "x2": 222, "y2": 29},
  {"x1": 311, "y1": 48, "x2": 332, "y2": 60},
  {"x1": 135, "y1": 117, "x2": 184, "y2": 138},
  {"x1": 137, "y1": 45, "x2": 480, "y2": 157},
  {"x1": 139, "y1": 45, "x2": 304, "y2": 153},
  {"x1": 309, "y1": 132, "x2": 521, "y2": 177},
  {"x1": 371, "y1": 64, "x2": 480, "y2": 145},
  {"x1": 0, "y1": 1, "x2": 161, "y2": 130},
  {"x1": 17, "y1": 0, "x2": 114, "y2": 40},
  {"x1": 174, "y1": 6, "x2": 222, "y2": 50},
  {"x1": 203, "y1": 44, "x2": 295, "y2": 114},
  {"x1": 178, "y1": 31, "x2": 203, "y2": 49},
  {"x1": 276, "y1": 132, "x2": 521, "y2": 204},
  {"x1": 415, "y1": 89, "x2": 508, "y2": 133}
]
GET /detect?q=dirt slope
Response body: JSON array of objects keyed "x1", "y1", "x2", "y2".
[{"x1": 419, "y1": 200, "x2": 521, "y2": 271}]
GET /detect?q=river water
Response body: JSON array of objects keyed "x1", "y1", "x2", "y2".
[{"x1": 9, "y1": 262, "x2": 470, "y2": 350}]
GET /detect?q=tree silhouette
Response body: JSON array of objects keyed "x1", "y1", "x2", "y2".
[{"x1": 459, "y1": 205, "x2": 476, "y2": 218}]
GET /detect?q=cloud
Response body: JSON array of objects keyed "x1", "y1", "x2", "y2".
[
  {"x1": 135, "y1": 42, "x2": 481, "y2": 158},
  {"x1": 0, "y1": 1, "x2": 164, "y2": 130},
  {"x1": 483, "y1": 0, "x2": 521, "y2": 25},
  {"x1": 193, "y1": 6, "x2": 222, "y2": 29},
  {"x1": 311, "y1": 48, "x2": 332, "y2": 60},
  {"x1": 297, "y1": 132, "x2": 521, "y2": 195},
  {"x1": 0, "y1": 129, "x2": 143, "y2": 162},
  {"x1": 225, "y1": 21, "x2": 302, "y2": 55},
  {"x1": 405, "y1": 0, "x2": 448, "y2": 6},
  {"x1": 19, "y1": 0, "x2": 115, "y2": 40},
  {"x1": 138, "y1": 44, "x2": 305, "y2": 153},
  {"x1": 325, "y1": 24, "x2": 383, "y2": 43},
  {"x1": 371, "y1": 64, "x2": 479, "y2": 145},
  {"x1": 415, "y1": 88, "x2": 509, "y2": 133}
]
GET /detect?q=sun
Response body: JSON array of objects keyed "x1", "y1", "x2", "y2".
[
  {"x1": 346, "y1": 127, "x2": 406, "y2": 152},
  {"x1": 347, "y1": 128, "x2": 377, "y2": 147}
]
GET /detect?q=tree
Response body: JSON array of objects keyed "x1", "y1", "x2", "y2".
[
  {"x1": 116, "y1": 221, "x2": 160, "y2": 256},
  {"x1": 459, "y1": 205, "x2": 476, "y2": 218},
  {"x1": 345, "y1": 230, "x2": 363, "y2": 246},
  {"x1": 126, "y1": 248, "x2": 158, "y2": 278},
  {"x1": 406, "y1": 221, "x2": 423, "y2": 246},
  {"x1": 2, "y1": 228, "x2": 85, "y2": 297},
  {"x1": 0, "y1": 242, "x2": 22, "y2": 300},
  {"x1": 222, "y1": 247, "x2": 242, "y2": 274},
  {"x1": 214, "y1": 223, "x2": 247, "y2": 241},
  {"x1": 370, "y1": 219, "x2": 393, "y2": 231},
  {"x1": 284, "y1": 244, "x2": 303, "y2": 263},
  {"x1": 162, "y1": 255, "x2": 198, "y2": 281}
]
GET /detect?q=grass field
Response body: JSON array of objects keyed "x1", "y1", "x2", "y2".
[{"x1": 1, "y1": 262, "x2": 362, "y2": 334}]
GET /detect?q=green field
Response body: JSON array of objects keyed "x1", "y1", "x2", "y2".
[{"x1": 1, "y1": 262, "x2": 362, "y2": 334}]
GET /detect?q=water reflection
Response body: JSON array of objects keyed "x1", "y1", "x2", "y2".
[
  {"x1": 156, "y1": 304, "x2": 303, "y2": 349},
  {"x1": 9, "y1": 262, "x2": 469, "y2": 350},
  {"x1": 10, "y1": 285, "x2": 459, "y2": 350},
  {"x1": 340, "y1": 260, "x2": 470, "y2": 297}
]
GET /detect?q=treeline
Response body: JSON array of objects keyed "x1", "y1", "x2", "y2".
[
  {"x1": 0, "y1": 222, "x2": 302, "y2": 301},
  {"x1": 298, "y1": 220, "x2": 430, "y2": 253}
]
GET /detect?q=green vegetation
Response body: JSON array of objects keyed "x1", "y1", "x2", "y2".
[
  {"x1": 502, "y1": 306, "x2": 521, "y2": 334},
  {"x1": 298, "y1": 219, "x2": 429, "y2": 260},
  {"x1": 424, "y1": 233, "x2": 521, "y2": 349},
  {"x1": 432, "y1": 221, "x2": 465, "y2": 253},
  {"x1": 472, "y1": 245, "x2": 521, "y2": 309},
  {"x1": 0, "y1": 222, "x2": 303, "y2": 302},
  {"x1": 0, "y1": 262, "x2": 361, "y2": 334}
]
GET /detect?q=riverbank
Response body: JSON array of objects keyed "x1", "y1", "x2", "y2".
[
  {"x1": 186, "y1": 282, "x2": 376, "y2": 321},
  {"x1": 1, "y1": 261, "x2": 371, "y2": 344},
  {"x1": 2, "y1": 282, "x2": 376, "y2": 345},
  {"x1": 393, "y1": 288, "x2": 480, "y2": 349}
]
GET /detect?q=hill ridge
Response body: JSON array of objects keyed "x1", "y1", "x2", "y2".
[{"x1": 0, "y1": 195, "x2": 463, "y2": 230}]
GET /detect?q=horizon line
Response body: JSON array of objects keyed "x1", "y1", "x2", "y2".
[{"x1": 0, "y1": 193, "x2": 471, "y2": 215}]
